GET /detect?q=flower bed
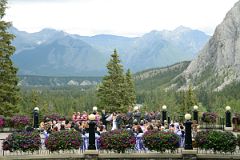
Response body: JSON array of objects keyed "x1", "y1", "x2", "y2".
[
  {"x1": 99, "y1": 129, "x2": 136, "y2": 153},
  {"x1": 201, "y1": 112, "x2": 217, "y2": 123},
  {"x1": 0, "y1": 115, "x2": 5, "y2": 128},
  {"x1": 2, "y1": 131, "x2": 41, "y2": 152},
  {"x1": 45, "y1": 130, "x2": 82, "y2": 152},
  {"x1": 11, "y1": 115, "x2": 31, "y2": 130},
  {"x1": 143, "y1": 130, "x2": 179, "y2": 152},
  {"x1": 195, "y1": 130, "x2": 237, "y2": 153},
  {"x1": 194, "y1": 131, "x2": 208, "y2": 149},
  {"x1": 44, "y1": 114, "x2": 65, "y2": 121}
]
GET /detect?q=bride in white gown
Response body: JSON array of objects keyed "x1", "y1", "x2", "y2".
[
  {"x1": 111, "y1": 112, "x2": 117, "y2": 130},
  {"x1": 106, "y1": 112, "x2": 117, "y2": 130}
]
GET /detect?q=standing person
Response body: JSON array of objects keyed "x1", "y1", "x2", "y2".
[
  {"x1": 155, "y1": 111, "x2": 161, "y2": 121},
  {"x1": 111, "y1": 112, "x2": 117, "y2": 130},
  {"x1": 101, "y1": 110, "x2": 108, "y2": 130},
  {"x1": 116, "y1": 112, "x2": 122, "y2": 129},
  {"x1": 95, "y1": 111, "x2": 100, "y2": 124},
  {"x1": 144, "y1": 111, "x2": 150, "y2": 122},
  {"x1": 133, "y1": 108, "x2": 141, "y2": 123},
  {"x1": 127, "y1": 107, "x2": 133, "y2": 125}
]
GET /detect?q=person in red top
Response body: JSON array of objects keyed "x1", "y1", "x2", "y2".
[{"x1": 81, "y1": 111, "x2": 88, "y2": 121}]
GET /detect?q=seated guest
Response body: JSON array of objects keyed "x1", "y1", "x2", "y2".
[
  {"x1": 76, "y1": 112, "x2": 81, "y2": 122},
  {"x1": 81, "y1": 111, "x2": 88, "y2": 121},
  {"x1": 72, "y1": 112, "x2": 77, "y2": 122},
  {"x1": 65, "y1": 119, "x2": 71, "y2": 129}
]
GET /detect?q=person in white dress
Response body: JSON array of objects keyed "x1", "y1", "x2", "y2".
[{"x1": 111, "y1": 112, "x2": 117, "y2": 130}]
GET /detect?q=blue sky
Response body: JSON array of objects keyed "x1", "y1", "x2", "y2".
[{"x1": 5, "y1": 0, "x2": 239, "y2": 37}]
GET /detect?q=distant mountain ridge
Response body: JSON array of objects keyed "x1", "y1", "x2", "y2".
[
  {"x1": 10, "y1": 26, "x2": 209, "y2": 76},
  {"x1": 18, "y1": 75, "x2": 101, "y2": 87},
  {"x1": 134, "y1": 61, "x2": 190, "y2": 91}
]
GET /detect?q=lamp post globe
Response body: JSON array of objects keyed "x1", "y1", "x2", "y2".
[
  {"x1": 226, "y1": 106, "x2": 231, "y2": 111},
  {"x1": 162, "y1": 105, "x2": 167, "y2": 110},
  {"x1": 34, "y1": 107, "x2": 39, "y2": 112},
  {"x1": 93, "y1": 106, "x2": 98, "y2": 111},
  {"x1": 193, "y1": 105, "x2": 198, "y2": 110},
  {"x1": 185, "y1": 113, "x2": 191, "y2": 120},
  {"x1": 133, "y1": 106, "x2": 139, "y2": 111}
]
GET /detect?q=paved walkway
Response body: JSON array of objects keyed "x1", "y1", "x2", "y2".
[{"x1": 0, "y1": 133, "x2": 10, "y2": 140}]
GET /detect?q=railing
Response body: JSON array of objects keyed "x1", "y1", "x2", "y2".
[
  {"x1": 0, "y1": 136, "x2": 184, "y2": 157},
  {"x1": 199, "y1": 117, "x2": 225, "y2": 131}
]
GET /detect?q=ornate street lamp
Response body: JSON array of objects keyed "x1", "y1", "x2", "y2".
[
  {"x1": 193, "y1": 105, "x2": 198, "y2": 123},
  {"x1": 225, "y1": 106, "x2": 231, "y2": 127},
  {"x1": 184, "y1": 113, "x2": 193, "y2": 150},
  {"x1": 33, "y1": 107, "x2": 39, "y2": 129},
  {"x1": 88, "y1": 114, "x2": 96, "y2": 150},
  {"x1": 162, "y1": 105, "x2": 167, "y2": 125}
]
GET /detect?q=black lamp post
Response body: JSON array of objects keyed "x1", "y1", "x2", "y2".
[
  {"x1": 225, "y1": 106, "x2": 231, "y2": 127},
  {"x1": 33, "y1": 107, "x2": 39, "y2": 129},
  {"x1": 184, "y1": 113, "x2": 193, "y2": 150},
  {"x1": 193, "y1": 105, "x2": 198, "y2": 123},
  {"x1": 88, "y1": 114, "x2": 96, "y2": 150},
  {"x1": 162, "y1": 105, "x2": 167, "y2": 125}
]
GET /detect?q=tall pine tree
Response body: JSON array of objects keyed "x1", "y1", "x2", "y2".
[
  {"x1": 123, "y1": 69, "x2": 136, "y2": 106},
  {"x1": 0, "y1": 0, "x2": 20, "y2": 117},
  {"x1": 97, "y1": 49, "x2": 136, "y2": 113},
  {"x1": 178, "y1": 85, "x2": 198, "y2": 115}
]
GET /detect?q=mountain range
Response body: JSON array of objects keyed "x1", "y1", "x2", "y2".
[
  {"x1": 10, "y1": 26, "x2": 209, "y2": 76},
  {"x1": 12, "y1": 0, "x2": 240, "y2": 93}
]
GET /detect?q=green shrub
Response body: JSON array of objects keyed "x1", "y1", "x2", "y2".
[
  {"x1": 99, "y1": 129, "x2": 136, "y2": 153},
  {"x1": 195, "y1": 131, "x2": 208, "y2": 149},
  {"x1": 201, "y1": 112, "x2": 217, "y2": 123},
  {"x1": 2, "y1": 131, "x2": 41, "y2": 152},
  {"x1": 11, "y1": 115, "x2": 31, "y2": 130},
  {"x1": 45, "y1": 130, "x2": 82, "y2": 152},
  {"x1": 195, "y1": 131, "x2": 237, "y2": 153},
  {"x1": 237, "y1": 134, "x2": 240, "y2": 147},
  {"x1": 0, "y1": 115, "x2": 5, "y2": 128},
  {"x1": 143, "y1": 130, "x2": 179, "y2": 152}
]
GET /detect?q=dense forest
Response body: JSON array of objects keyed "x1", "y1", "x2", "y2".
[
  {"x1": 16, "y1": 60, "x2": 240, "y2": 119},
  {"x1": 18, "y1": 77, "x2": 240, "y2": 119}
]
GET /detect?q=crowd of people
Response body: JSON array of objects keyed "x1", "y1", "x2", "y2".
[{"x1": 39, "y1": 107, "x2": 199, "y2": 149}]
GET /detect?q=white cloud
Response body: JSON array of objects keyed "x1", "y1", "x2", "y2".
[{"x1": 5, "y1": 0, "x2": 239, "y2": 36}]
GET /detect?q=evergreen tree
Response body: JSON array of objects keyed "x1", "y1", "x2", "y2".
[
  {"x1": 0, "y1": 0, "x2": 20, "y2": 117},
  {"x1": 97, "y1": 49, "x2": 128, "y2": 113},
  {"x1": 186, "y1": 85, "x2": 198, "y2": 113},
  {"x1": 177, "y1": 85, "x2": 197, "y2": 119},
  {"x1": 178, "y1": 91, "x2": 187, "y2": 120},
  {"x1": 123, "y1": 69, "x2": 136, "y2": 107}
]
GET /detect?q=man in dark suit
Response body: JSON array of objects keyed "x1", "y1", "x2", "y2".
[{"x1": 101, "y1": 110, "x2": 108, "y2": 130}]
